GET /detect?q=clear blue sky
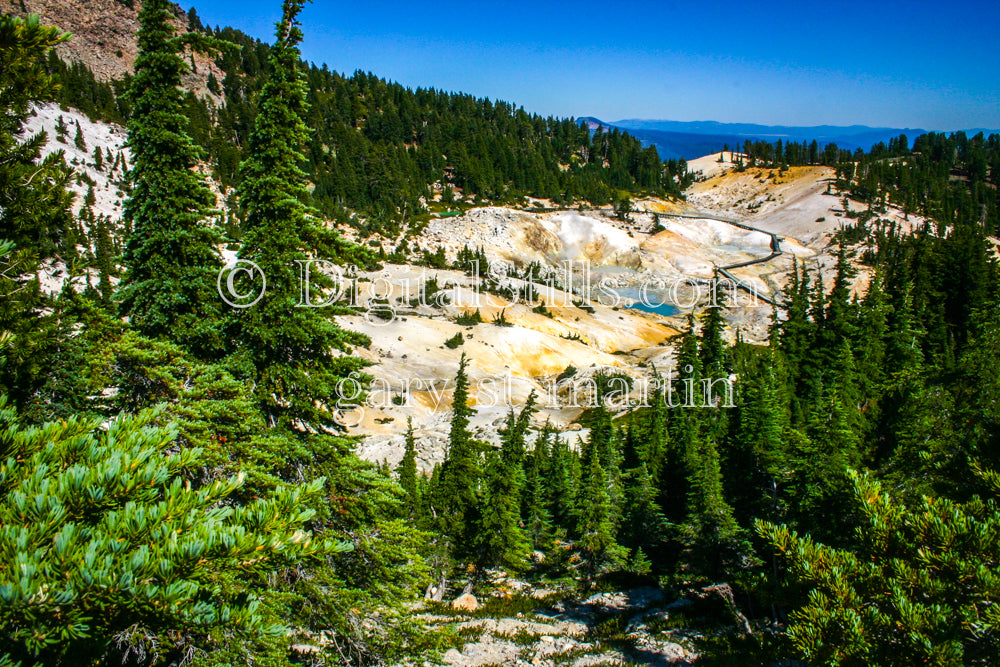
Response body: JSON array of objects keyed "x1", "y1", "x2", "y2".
[{"x1": 190, "y1": 0, "x2": 1000, "y2": 131}]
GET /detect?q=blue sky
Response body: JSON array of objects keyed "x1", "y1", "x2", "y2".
[{"x1": 190, "y1": 0, "x2": 1000, "y2": 131}]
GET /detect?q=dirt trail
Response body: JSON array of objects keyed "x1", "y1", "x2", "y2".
[{"x1": 658, "y1": 211, "x2": 783, "y2": 305}]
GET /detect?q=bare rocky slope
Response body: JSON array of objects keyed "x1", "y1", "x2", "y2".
[
  {"x1": 23, "y1": 103, "x2": 889, "y2": 478},
  {"x1": 0, "y1": 0, "x2": 222, "y2": 98},
  {"x1": 348, "y1": 154, "x2": 901, "y2": 471}
]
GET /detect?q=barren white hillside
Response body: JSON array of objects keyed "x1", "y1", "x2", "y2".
[
  {"x1": 20, "y1": 101, "x2": 878, "y2": 470},
  {"x1": 354, "y1": 178, "x2": 839, "y2": 462},
  {"x1": 23, "y1": 103, "x2": 130, "y2": 222},
  {"x1": 352, "y1": 153, "x2": 907, "y2": 465},
  {"x1": 418, "y1": 205, "x2": 796, "y2": 285},
  {"x1": 686, "y1": 157, "x2": 925, "y2": 296},
  {"x1": 335, "y1": 266, "x2": 682, "y2": 468}
]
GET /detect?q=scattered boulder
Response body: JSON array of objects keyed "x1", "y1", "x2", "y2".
[
  {"x1": 583, "y1": 586, "x2": 664, "y2": 611},
  {"x1": 684, "y1": 583, "x2": 751, "y2": 634},
  {"x1": 290, "y1": 644, "x2": 320, "y2": 656},
  {"x1": 452, "y1": 593, "x2": 479, "y2": 612}
]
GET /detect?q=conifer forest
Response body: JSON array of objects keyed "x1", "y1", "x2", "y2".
[{"x1": 1, "y1": 1, "x2": 998, "y2": 665}]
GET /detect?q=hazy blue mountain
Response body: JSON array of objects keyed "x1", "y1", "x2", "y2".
[
  {"x1": 580, "y1": 117, "x2": 1000, "y2": 160},
  {"x1": 612, "y1": 119, "x2": 928, "y2": 140},
  {"x1": 578, "y1": 117, "x2": 768, "y2": 160}
]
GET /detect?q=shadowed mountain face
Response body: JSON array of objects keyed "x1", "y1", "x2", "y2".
[{"x1": 580, "y1": 117, "x2": 1000, "y2": 160}]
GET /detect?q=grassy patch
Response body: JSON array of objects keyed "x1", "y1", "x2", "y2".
[
  {"x1": 495, "y1": 629, "x2": 543, "y2": 646},
  {"x1": 589, "y1": 613, "x2": 630, "y2": 643}
]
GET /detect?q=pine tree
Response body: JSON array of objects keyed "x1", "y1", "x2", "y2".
[
  {"x1": 815, "y1": 241, "x2": 858, "y2": 369},
  {"x1": 886, "y1": 284, "x2": 924, "y2": 379},
  {"x1": 187, "y1": 6, "x2": 203, "y2": 32},
  {"x1": 0, "y1": 13, "x2": 70, "y2": 251},
  {"x1": 658, "y1": 315, "x2": 704, "y2": 530},
  {"x1": 935, "y1": 306, "x2": 1000, "y2": 495},
  {"x1": 475, "y1": 397, "x2": 535, "y2": 572},
  {"x1": 473, "y1": 430, "x2": 530, "y2": 572},
  {"x1": 642, "y1": 367, "x2": 670, "y2": 482},
  {"x1": 397, "y1": 416, "x2": 421, "y2": 514},
  {"x1": 94, "y1": 216, "x2": 116, "y2": 306},
  {"x1": 700, "y1": 273, "x2": 728, "y2": 375},
  {"x1": 233, "y1": 0, "x2": 370, "y2": 429},
  {"x1": 580, "y1": 397, "x2": 623, "y2": 527},
  {"x1": 0, "y1": 398, "x2": 337, "y2": 666},
  {"x1": 854, "y1": 268, "x2": 891, "y2": 452},
  {"x1": 431, "y1": 354, "x2": 482, "y2": 557},
  {"x1": 620, "y1": 462, "x2": 665, "y2": 561},
  {"x1": 0, "y1": 15, "x2": 74, "y2": 405},
  {"x1": 793, "y1": 347, "x2": 863, "y2": 542},
  {"x1": 679, "y1": 427, "x2": 745, "y2": 581},
  {"x1": 546, "y1": 428, "x2": 579, "y2": 537},
  {"x1": 523, "y1": 424, "x2": 553, "y2": 550},
  {"x1": 675, "y1": 310, "x2": 747, "y2": 580},
  {"x1": 223, "y1": 6, "x2": 432, "y2": 660},
  {"x1": 73, "y1": 119, "x2": 85, "y2": 150},
  {"x1": 54, "y1": 113, "x2": 67, "y2": 141},
  {"x1": 776, "y1": 259, "x2": 816, "y2": 406},
  {"x1": 726, "y1": 345, "x2": 794, "y2": 525},
  {"x1": 577, "y1": 445, "x2": 626, "y2": 584},
  {"x1": 119, "y1": 0, "x2": 228, "y2": 357}
]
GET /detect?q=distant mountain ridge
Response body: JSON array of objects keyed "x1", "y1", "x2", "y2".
[{"x1": 580, "y1": 117, "x2": 1000, "y2": 161}]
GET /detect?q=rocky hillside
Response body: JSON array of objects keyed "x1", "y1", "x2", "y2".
[
  {"x1": 21, "y1": 98, "x2": 888, "y2": 479},
  {"x1": 0, "y1": 0, "x2": 222, "y2": 98},
  {"x1": 422, "y1": 582, "x2": 731, "y2": 666}
]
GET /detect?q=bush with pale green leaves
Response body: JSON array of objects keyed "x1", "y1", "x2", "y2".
[{"x1": 0, "y1": 399, "x2": 342, "y2": 665}]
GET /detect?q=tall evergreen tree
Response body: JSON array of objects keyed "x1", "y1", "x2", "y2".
[
  {"x1": 94, "y1": 216, "x2": 116, "y2": 306},
  {"x1": 0, "y1": 15, "x2": 73, "y2": 406},
  {"x1": 676, "y1": 311, "x2": 747, "y2": 580},
  {"x1": 776, "y1": 260, "x2": 817, "y2": 421},
  {"x1": 580, "y1": 398, "x2": 624, "y2": 529},
  {"x1": 577, "y1": 445, "x2": 626, "y2": 584},
  {"x1": 234, "y1": 0, "x2": 370, "y2": 429},
  {"x1": 854, "y1": 268, "x2": 891, "y2": 453},
  {"x1": 679, "y1": 427, "x2": 744, "y2": 582},
  {"x1": 642, "y1": 368, "x2": 671, "y2": 483},
  {"x1": 397, "y1": 416, "x2": 421, "y2": 515},
  {"x1": 73, "y1": 119, "x2": 85, "y2": 150},
  {"x1": 224, "y1": 6, "x2": 432, "y2": 662},
  {"x1": 431, "y1": 354, "x2": 482, "y2": 558},
  {"x1": 726, "y1": 345, "x2": 794, "y2": 525},
  {"x1": 546, "y1": 429, "x2": 580, "y2": 538},
  {"x1": 523, "y1": 424, "x2": 554, "y2": 550},
  {"x1": 826, "y1": 241, "x2": 858, "y2": 334},
  {"x1": 620, "y1": 462, "x2": 665, "y2": 563},
  {"x1": 119, "y1": 0, "x2": 227, "y2": 356},
  {"x1": 475, "y1": 395, "x2": 535, "y2": 572},
  {"x1": 700, "y1": 273, "x2": 728, "y2": 375}
]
